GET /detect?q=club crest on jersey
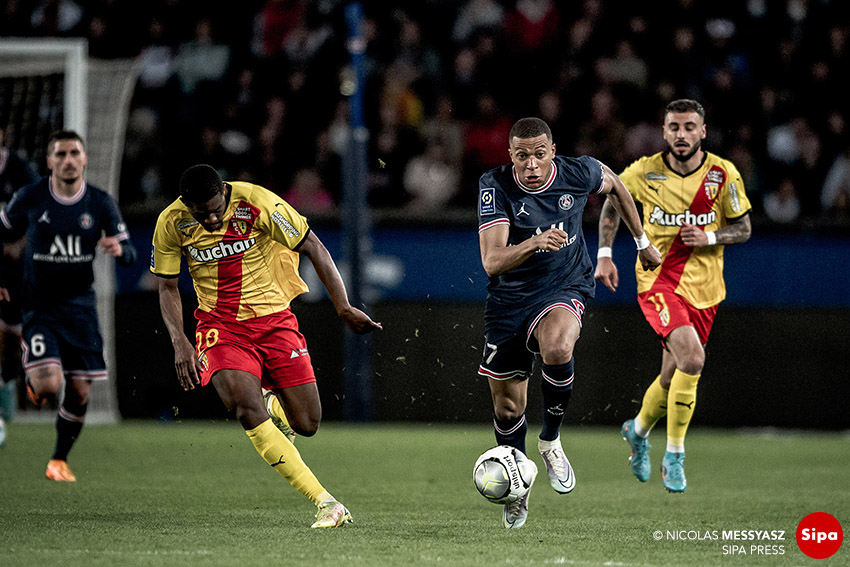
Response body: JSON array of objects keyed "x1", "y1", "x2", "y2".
[
  {"x1": 78, "y1": 213, "x2": 93, "y2": 229},
  {"x1": 480, "y1": 188, "x2": 495, "y2": 215},
  {"x1": 704, "y1": 183, "x2": 719, "y2": 200},
  {"x1": 558, "y1": 194, "x2": 574, "y2": 210},
  {"x1": 230, "y1": 219, "x2": 249, "y2": 236}
]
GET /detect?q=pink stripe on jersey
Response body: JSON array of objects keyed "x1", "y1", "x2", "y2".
[{"x1": 478, "y1": 218, "x2": 510, "y2": 232}]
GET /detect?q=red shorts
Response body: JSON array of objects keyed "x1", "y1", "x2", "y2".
[
  {"x1": 638, "y1": 288, "x2": 717, "y2": 347},
  {"x1": 194, "y1": 308, "x2": 315, "y2": 389}
]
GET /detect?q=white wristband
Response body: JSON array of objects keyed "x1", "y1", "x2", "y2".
[
  {"x1": 597, "y1": 247, "x2": 612, "y2": 259},
  {"x1": 634, "y1": 233, "x2": 650, "y2": 251},
  {"x1": 705, "y1": 231, "x2": 717, "y2": 246}
]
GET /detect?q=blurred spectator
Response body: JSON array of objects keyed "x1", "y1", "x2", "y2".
[
  {"x1": 403, "y1": 140, "x2": 461, "y2": 213},
  {"x1": 281, "y1": 168, "x2": 335, "y2": 216},
  {"x1": 763, "y1": 177, "x2": 801, "y2": 224},
  {"x1": 452, "y1": 0, "x2": 504, "y2": 44},
  {"x1": 29, "y1": 0, "x2": 84, "y2": 36},
  {"x1": 421, "y1": 95, "x2": 464, "y2": 170},
  {"x1": 174, "y1": 17, "x2": 231, "y2": 96},
  {"x1": 821, "y1": 144, "x2": 850, "y2": 218},
  {"x1": 461, "y1": 92, "x2": 513, "y2": 204}
]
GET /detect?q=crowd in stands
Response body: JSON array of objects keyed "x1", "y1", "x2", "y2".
[{"x1": 3, "y1": 0, "x2": 850, "y2": 225}]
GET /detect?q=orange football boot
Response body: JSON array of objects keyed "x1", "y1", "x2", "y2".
[{"x1": 45, "y1": 459, "x2": 77, "y2": 482}]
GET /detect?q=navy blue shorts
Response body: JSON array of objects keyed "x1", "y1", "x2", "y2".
[
  {"x1": 478, "y1": 290, "x2": 589, "y2": 381},
  {"x1": 21, "y1": 304, "x2": 107, "y2": 380}
]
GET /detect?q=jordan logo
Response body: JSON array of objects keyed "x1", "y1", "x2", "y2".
[
  {"x1": 38, "y1": 211, "x2": 50, "y2": 223},
  {"x1": 517, "y1": 203, "x2": 529, "y2": 217}
]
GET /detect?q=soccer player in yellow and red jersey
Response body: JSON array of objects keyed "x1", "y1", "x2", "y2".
[
  {"x1": 594, "y1": 100, "x2": 751, "y2": 493},
  {"x1": 151, "y1": 164, "x2": 381, "y2": 527}
]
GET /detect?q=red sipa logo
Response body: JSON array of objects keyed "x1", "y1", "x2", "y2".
[{"x1": 796, "y1": 512, "x2": 843, "y2": 559}]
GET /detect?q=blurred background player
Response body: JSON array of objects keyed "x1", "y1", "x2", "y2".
[
  {"x1": 476, "y1": 117, "x2": 660, "y2": 528},
  {"x1": 151, "y1": 164, "x2": 381, "y2": 528},
  {"x1": 0, "y1": 130, "x2": 136, "y2": 477},
  {"x1": 595, "y1": 99, "x2": 752, "y2": 493},
  {"x1": 0, "y1": 128, "x2": 38, "y2": 446}
]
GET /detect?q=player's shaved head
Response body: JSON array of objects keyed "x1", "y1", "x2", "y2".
[
  {"x1": 180, "y1": 164, "x2": 225, "y2": 205},
  {"x1": 509, "y1": 118, "x2": 552, "y2": 145}
]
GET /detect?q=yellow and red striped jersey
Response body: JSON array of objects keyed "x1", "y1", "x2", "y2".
[
  {"x1": 150, "y1": 181, "x2": 310, "y2": 320},
  {"x1": 620, "y1": 152, "x2": 751, "y2": 309}
]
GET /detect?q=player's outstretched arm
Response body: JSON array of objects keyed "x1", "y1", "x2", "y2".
[
  {"x1": 157, "y1": 276, "x2": 203, "y2": 390},
  {"x1": 297, "y1": 231, "x2": 382, "y2": 334},
  {"x1": 599, "y1": 163, "x2": 661, "y2": 272}
]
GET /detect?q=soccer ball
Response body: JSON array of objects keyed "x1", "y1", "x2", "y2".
[{"x1": 473, "y1": 445, "x2": 538, "y2": 504}]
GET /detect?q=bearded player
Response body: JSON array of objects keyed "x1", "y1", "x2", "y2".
[
  {"x1": 594, "y1": 99, "x2": 752, "y2": 492},
  {"x1": 151, "y1": 164, "x2": 381, "y2": 527}
]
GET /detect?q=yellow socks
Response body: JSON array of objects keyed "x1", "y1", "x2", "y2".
[
  {"x1": 246, "y1": 419, "x2": 331, "y2": 505},
  {"x1": 636, "y1": 375, "x2": 668, "y2": 435},
  {"x1": 666, "y1": 369, "x2": 700, "y2": 450}
]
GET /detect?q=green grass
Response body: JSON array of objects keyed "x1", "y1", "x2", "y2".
[{"x1": 1, "y1": 421, "x2": 848, "y2": 567}]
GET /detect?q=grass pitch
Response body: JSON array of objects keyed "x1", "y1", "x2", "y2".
[{"x1": 1, "y1": 421, "x2": 848, "y2": 566}]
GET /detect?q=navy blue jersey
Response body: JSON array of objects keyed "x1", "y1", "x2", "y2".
[
  {"x1": 0, "y1": 177, "x2": 131, "y2": 309},
  {"x1": 477, "y1": 155, "x2": 604, "y2": 304}
]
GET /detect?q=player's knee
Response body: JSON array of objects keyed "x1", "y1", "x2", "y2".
[
  {"x1": 678, "y1": 351, "x2": 704, "y2": 375},
  {"x1": 28, "y1": 368, "x2": 63, "y2": 396},
  {"x1": 291, "y1": 415, "x2": 320, "y2": 437},
  {"x1": 539, "y1": 344, "x2": 573, "y2": 366},
  {"x1": 493, "y1": 400, "x2": 524, "y2": 422}
]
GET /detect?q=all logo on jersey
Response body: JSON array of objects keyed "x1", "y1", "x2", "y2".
[
  {"x1": 479, "y1": 188, "x2": 495, "y2": 216},
  {"x1": 33, "y1": 234, "x2": 92, "y2": 264},
  {"x1": 558, "y1": 194, "x2": 574, "y2": 210},
  {"x1": 150, "y1": 244, "x2": 156, "y2": 269},
  {"x1": 516, "y1": 202, "x2": 530, "y2": 216},
  {"x1": 646, "y1": 172, "x2": 668, "y2": 181},
  {"x1": 79, "y1": 213, "x2": 93, "y2": 229}
]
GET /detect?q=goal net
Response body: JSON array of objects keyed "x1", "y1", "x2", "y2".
[{"x1": 0, "y1": 38, "x2": 138, "y2": 423}]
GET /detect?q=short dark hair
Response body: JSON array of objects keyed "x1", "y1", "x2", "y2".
[
  {"x1": 180, "y1": 164, "x2": 225, "y2": 204},
  {"x1": 509, "y1": 117, "x2": 552, "y2": 145},
  {"x1": 47, "y1": 130, "x2": 85, "y2": 152},
  {"x1": 665, "y1": 99, "x2": 705, "y2": 120}
]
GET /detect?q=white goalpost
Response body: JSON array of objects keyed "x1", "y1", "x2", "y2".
[{"x1": 0, "y1": 38, "x2": 138, "y2": 424}]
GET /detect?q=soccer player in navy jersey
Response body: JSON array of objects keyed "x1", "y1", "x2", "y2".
[
  {"x1": 0, "y1": 130, "x2": 137, "y2": 481},
  {"x1": 477, "y1": 117, "x2": 661, "y2": 528},
  {"x1": 0, "y1": 128, "x2": 38, "y2": 446}
]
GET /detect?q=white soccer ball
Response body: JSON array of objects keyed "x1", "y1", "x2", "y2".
[{"x1": 473, "y1": 445, "x2": 538, "y2": 504}]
